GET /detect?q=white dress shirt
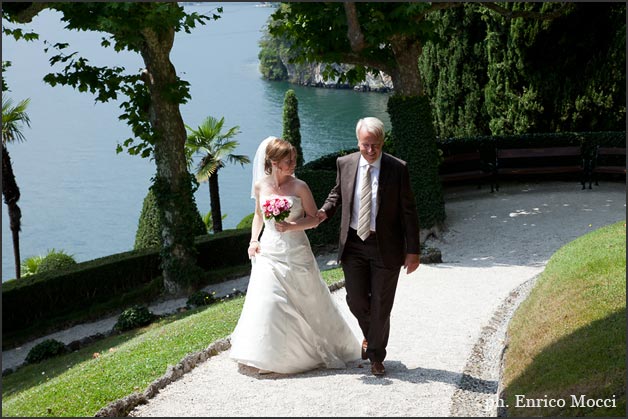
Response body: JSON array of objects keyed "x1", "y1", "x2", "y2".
[{"x1": 350, "y1": 154, "x2": 381, "y2": 232}]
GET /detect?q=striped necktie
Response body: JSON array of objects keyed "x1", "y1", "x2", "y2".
[{"x1": 357, "y1": 165, "x2": 372, "y2": 241}]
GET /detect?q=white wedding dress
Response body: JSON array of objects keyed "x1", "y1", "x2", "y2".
[{"x1": 229, "y1": 195, "x2": 360, "y2": 374}]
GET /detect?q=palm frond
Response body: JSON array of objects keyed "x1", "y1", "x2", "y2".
[
  {"x1": 226, "y1": 153, "x2": 251, "y2": 167},
  {"x1": 213, "y1": 139, "x2": 239, "y2": 159},
  {"x1": 184, "y1": 114, "x2": 249, "y2": 177},
  {"x1": 220, "y1": 125, "x2": 241, "y2": 140},
  {"x1": 195, "y1": 154, "x2": 219, "y2": 180},
  {"x1": 2, "y1": 97, "x2": 31, "y2": 144}
]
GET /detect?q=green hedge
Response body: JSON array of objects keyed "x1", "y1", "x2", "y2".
[
  {"x1": 2, "y1": 229, "x2": 250, "y2": 340},
  {"x1": 297, "y1": 169, "x2": 341, "y2": 249},
  {"x1": 194, "y1": 229, "x2": 250, "y2": 271},
  {"x1": 388, "y1": 95, "x2": 446, "y2": 229}
]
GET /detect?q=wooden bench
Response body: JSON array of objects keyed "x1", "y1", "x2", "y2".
[
  {"x1": 588, "y1": 146, "x2": 626, "y2": 188},
  {"x1": 496, "y1": 146, "x2": 586, "y2": 189},
  {"x1": 439, "y1": 150, "x2": 496, "y2": 192}
]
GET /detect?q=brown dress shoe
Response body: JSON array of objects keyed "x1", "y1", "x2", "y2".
[
  {"x1": 371, "y1": 361, "x2": 385, "y2": 376},
  {"x1": 361, "y1": 339, "x2": 368, "y2": 360}
]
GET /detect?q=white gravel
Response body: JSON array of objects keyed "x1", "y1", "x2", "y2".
[{"x1": 5, "y1": 181, "x2": 625, "y2": 417}]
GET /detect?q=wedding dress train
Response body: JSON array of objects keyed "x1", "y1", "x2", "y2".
[{"x1": 229, "y1": 195, "x2": 360, "y2": 374}]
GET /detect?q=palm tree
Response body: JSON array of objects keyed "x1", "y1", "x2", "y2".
[
  {"x1": 2, "y1": 97, "x2": 31, "y2": 279},
  {"x1": 185, "y1": 116, "x2": 250, "y2": 233}
]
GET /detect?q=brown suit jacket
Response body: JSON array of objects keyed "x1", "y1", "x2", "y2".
[{"x1": 321, "y1": 152, "x2": 420, "y2": 268}]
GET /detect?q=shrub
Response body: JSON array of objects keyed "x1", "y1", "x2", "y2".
[
  {"x1": 25, "y1": 339, "x2": 67, "y2": 364},
  {"x1": 236, "y1": 213, "x2": 254, "y2": 230},
  {"x1": 37, "y1": 249, "x2": 77, "y2": 273},
  {"x1": 186, "y1": 290, "x2": 217, "y2": 308},
  {"x1": 134, "y1": 189, "x2": 206, "y2": 250},
  {"x1": 283, "y1": 89, "x2": 304, "y2": 168},
  {"x1": 20, "y1": 254, "x2": 44, "y2": 277},
  {"x1": 203, "y1": 212, "x2": 227, "y2": 234},
  {"x1": 113, "y1": 305, "x2": 156, "y2": 332},
  {"x1": 134, "y1": 189, "x2": 162, "y2": 250}
]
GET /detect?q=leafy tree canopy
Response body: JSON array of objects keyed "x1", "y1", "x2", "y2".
[
  {"x1": 3, "y1": 2, "x2": 221, "y2": 157},
  {"x1": 269, "y1": 2, "x2": 442, "y2": 85}
]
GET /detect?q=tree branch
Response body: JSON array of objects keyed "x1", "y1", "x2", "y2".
[
  {"x1": 479, "y1": 2, "x2": 573, "y2": 21},
  {"x1": 3, "y1": 2, "x2": 49, "y2": 23},
  {"x1": 343, "y1": 2, "x2": 365, "y2": 52},
  {"x1": 339, "y1": 52, "x2": 393, "y2": 75}
]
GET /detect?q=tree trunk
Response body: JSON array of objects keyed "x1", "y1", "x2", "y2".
[
  {"x1": 2, "y1": 144, "x2": 22, "y2": 279},
  {"x1": 387, "y1": 36, "x2": 445, "y2": 239},
  {"x1": 209, "y1": 174, "x2": 223, "y2": 233},
  {"x1": 139, "y1": 27, "x2": 202, "y2": 294},
  {"x1": 389, "y1": 35, "x2": 424, "y2": 96}
]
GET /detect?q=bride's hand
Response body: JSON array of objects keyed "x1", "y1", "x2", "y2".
[
  {"x1": 248, "y1": 241, "x2": 260, "y2": 258},
  {"x1": 274, "y1": 221, "x2": 293, "y2": 232}
]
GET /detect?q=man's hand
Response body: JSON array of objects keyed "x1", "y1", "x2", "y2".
[
  {"x1": 404, "y1": 253, "x2": 420, "y2": 275},
  {"x1": 316, "y1": 209, "x2": 328, "y2": 223}
]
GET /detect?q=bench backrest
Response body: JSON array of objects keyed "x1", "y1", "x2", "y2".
[
  {"x1": 594, "y1": 146, "x2": 626, "y2": 172},
  {"x1": 439, "y1": 150, "x2": 491, "y2": 175},
  {"x1": 442, "y1": 151, "x2": 482, "y2": 164},
  {"x1": 497, "y1": 146, "x2": 581, "y2": 159},
  {"x1": 597, "y1": 147, "x2": 626, "y2": 156}
]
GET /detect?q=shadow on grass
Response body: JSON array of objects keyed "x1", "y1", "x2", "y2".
[{"x1": 502, "y1": 308, "x2": 626, "y2": 417}]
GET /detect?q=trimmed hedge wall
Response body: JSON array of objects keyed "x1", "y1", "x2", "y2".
[
  {"x1": 2, "y1": 229, "x2": 250, "y2": 337},
  {"x1": 388, "y1": 95, "x2": 446, "y2": 229},
  {"x1": 194, "y1": 229, "x2": 250, "y2": 271},
  {"x1": 297, "y1": 169, "x2": 341, "y2": 249}
]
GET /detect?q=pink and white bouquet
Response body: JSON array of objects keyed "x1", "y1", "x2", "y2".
[{"x1": 262, "y1": 197, "x2": 292, "y2": 222}]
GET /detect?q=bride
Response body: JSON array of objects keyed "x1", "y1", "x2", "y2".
[{"x1": 229, "y1": 137, "x2": 360, "y2": 374}]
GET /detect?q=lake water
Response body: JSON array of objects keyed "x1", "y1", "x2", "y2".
[{"x1": 1, "y1": 2, "x2": 390, "y2": 281}]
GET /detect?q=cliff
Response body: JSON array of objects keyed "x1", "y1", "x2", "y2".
[{"x1": 281, "y1": 60, "x2": 393, "y2": 93}]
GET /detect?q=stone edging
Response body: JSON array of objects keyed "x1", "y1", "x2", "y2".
[
  {"x1": 449, "y1": 275, "x2": 538, "y2": 417},
  {"x1": 95, "y1": 337, "x2": 232, "y2": 417}
]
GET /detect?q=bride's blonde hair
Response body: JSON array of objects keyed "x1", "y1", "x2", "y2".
[{"x1": 264, "y1": 138, "x2": 296, "y2": 175}]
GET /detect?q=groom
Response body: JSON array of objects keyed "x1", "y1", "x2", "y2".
[{"x1": 317, "y1": 116, "x2": 421, "y2": 376}]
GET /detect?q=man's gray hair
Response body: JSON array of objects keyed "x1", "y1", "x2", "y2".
[{"x1": 356, "y1": 117, "x2": 385, "y2": 142}]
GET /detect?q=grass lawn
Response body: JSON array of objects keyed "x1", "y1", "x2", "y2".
[
  {"x1": 1, "y1": 268, "x2": 344, "y2": 417},
  {"x1": 501, "y1": 220, "x2": 626, "y2": 416}
]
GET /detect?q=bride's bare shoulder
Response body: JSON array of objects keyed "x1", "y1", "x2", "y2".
[
  {"x1": 292, "y1": 178, "x2": 309, "y2": 190},
  {"x1": 256, "y1": 177, "x2": 272, "y2": 189},
  {"x1": 292, "y1": 179, "x2": 314, "y2": 200},
  {"x1": 254, "y1": 178, "x2": 273, "y2": 197}
]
